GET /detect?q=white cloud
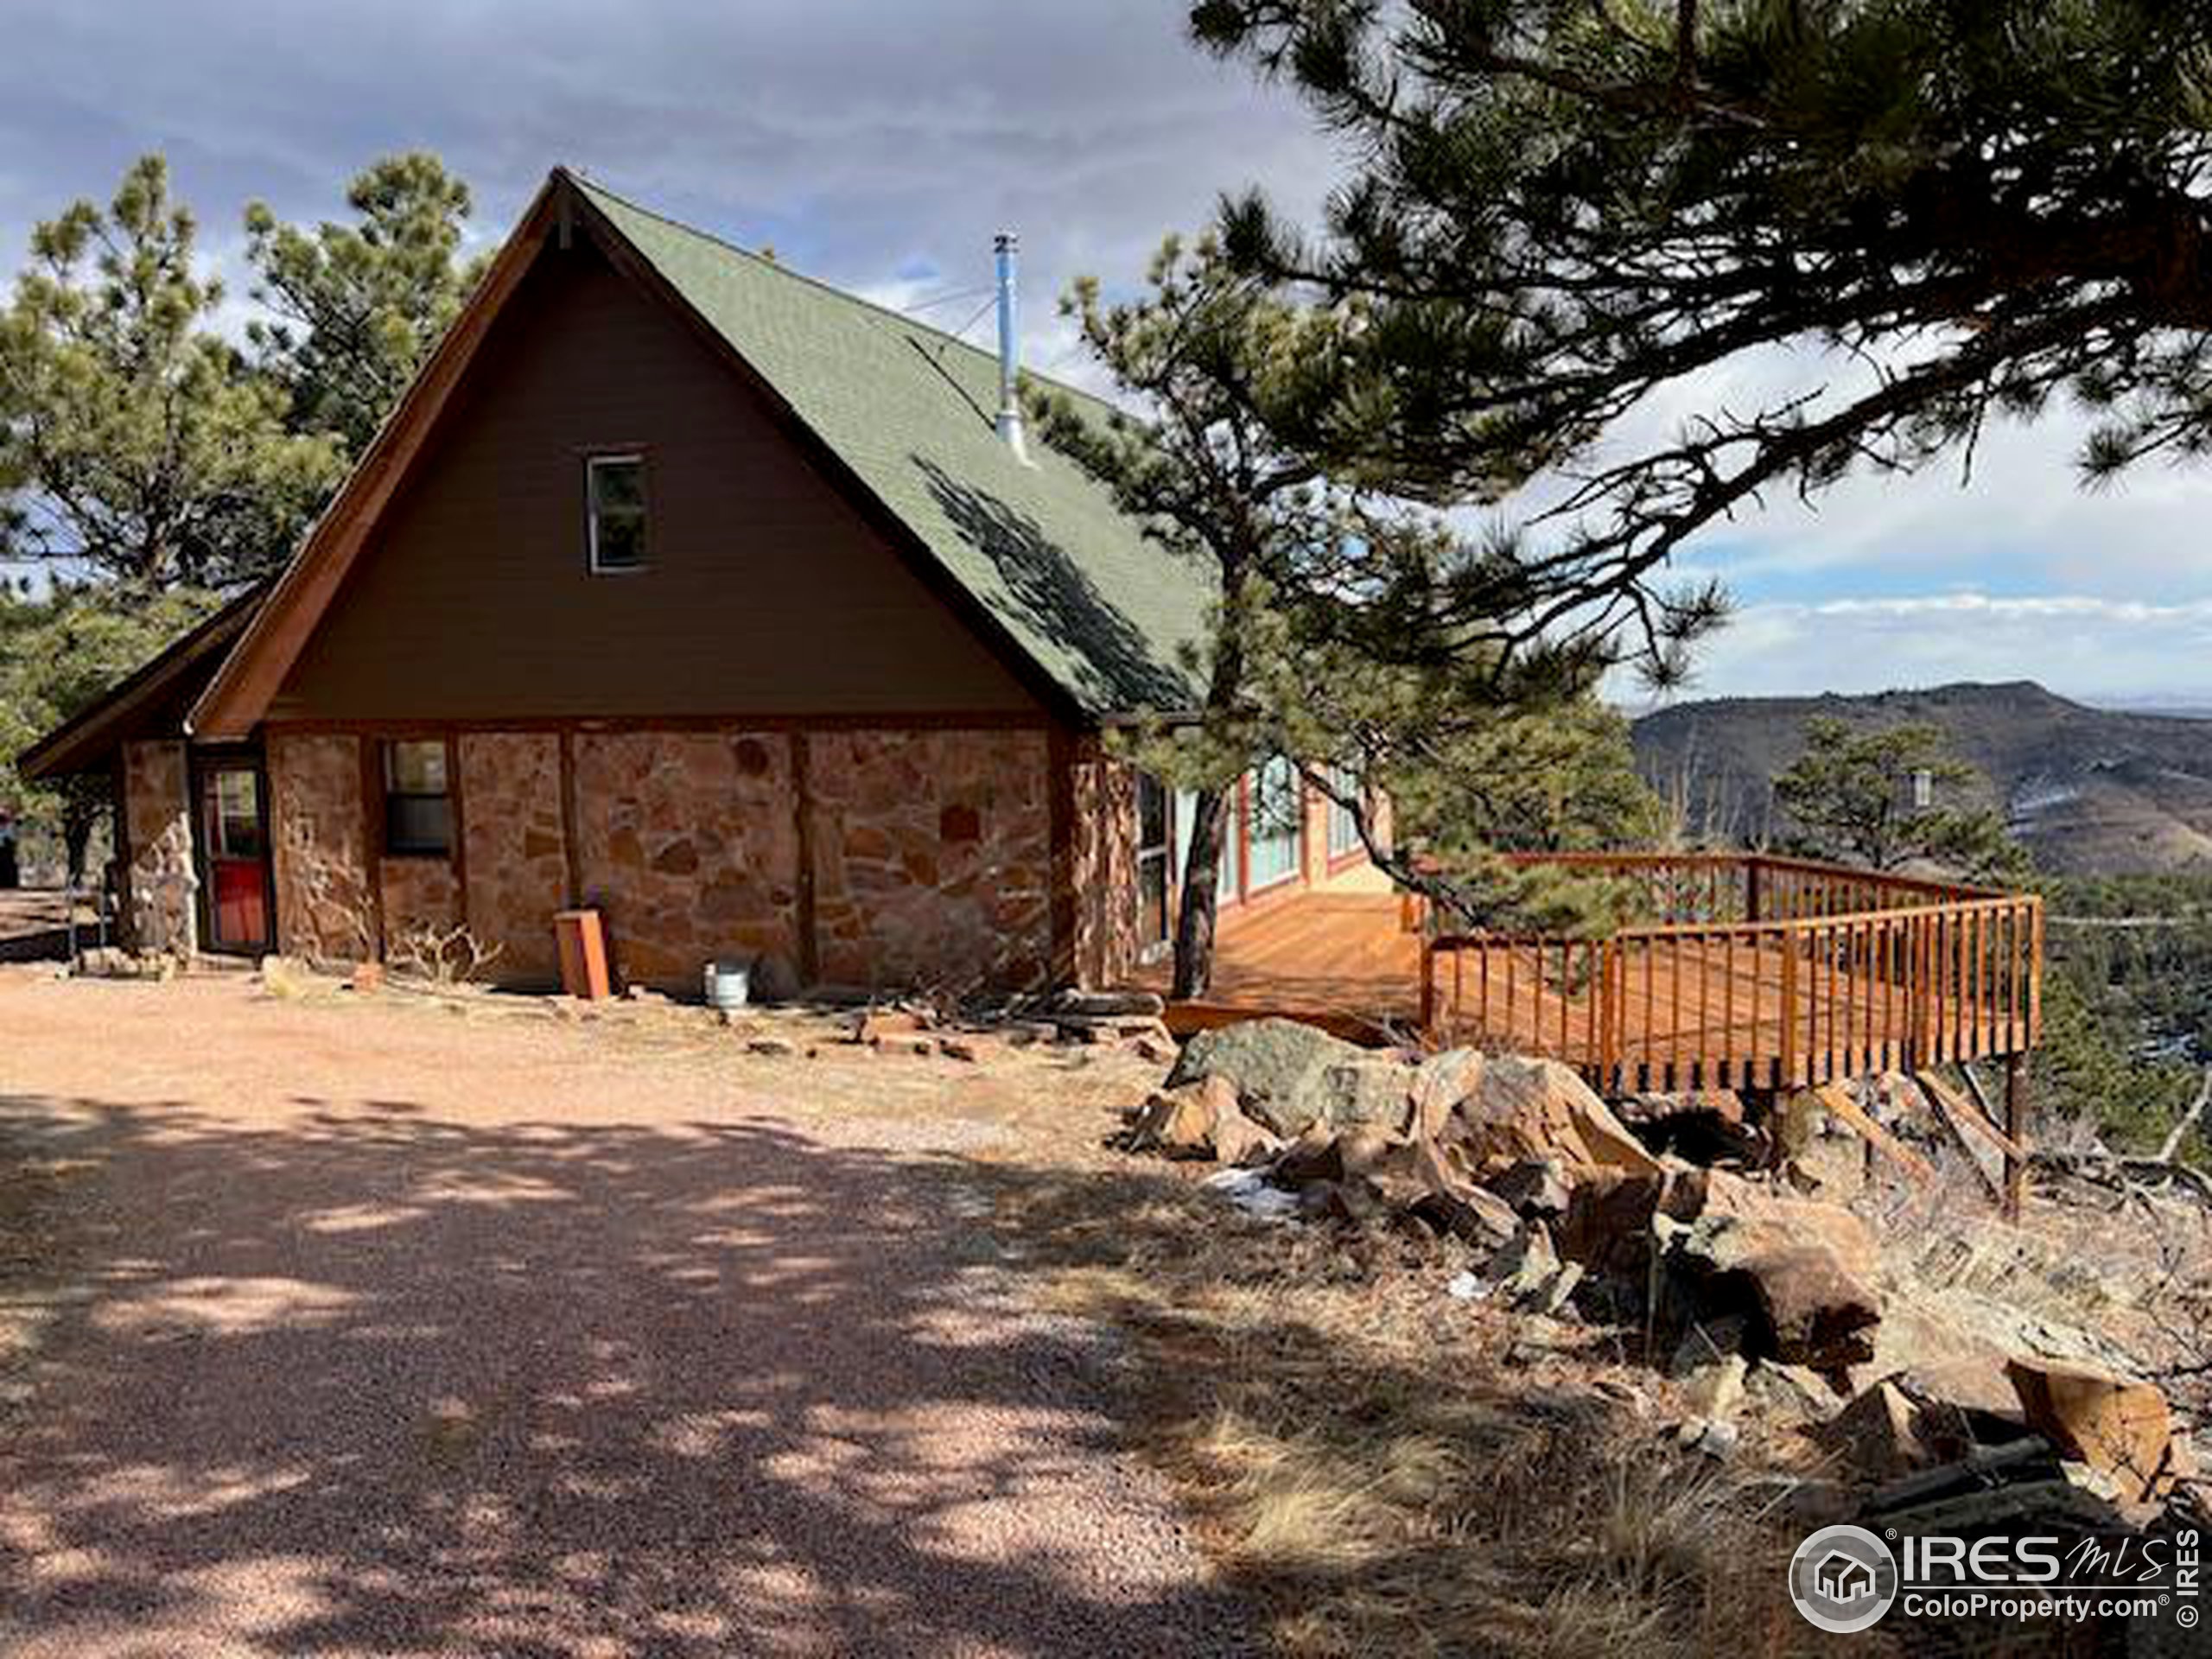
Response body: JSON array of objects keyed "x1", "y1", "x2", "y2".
[
  {"x1": 1674, "y1": 592, "x2": 2212, "y2": 704},
  {"x1": 9, "y1": 0, "x2": 2212, "y2": 703}
]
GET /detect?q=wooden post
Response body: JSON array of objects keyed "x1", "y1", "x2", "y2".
[
  {"x1": 1418, "y1": 937, "x2": 1435, "y2": 1035},
  {"x1": 2003, "y1": 1051, "x2": 2029, "y2": 1223},
  {"x1": 1598, "y1": 938, "x2": 1618, "y2": 1093},
  {"x1": 1778, "y1": 932, "x2": 1801, "y2": 1090}
]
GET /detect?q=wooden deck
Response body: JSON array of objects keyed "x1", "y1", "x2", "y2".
[
  {"x1": 1139, "y1": 893, "x2": 1423, "y2": 1041},
  {"x1": 1138, "y1": 855, "x2": 2044, "y2": 1095}
]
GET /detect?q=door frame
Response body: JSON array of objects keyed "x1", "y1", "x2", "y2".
[{"x1": 188, "y1": 743, "x2": 276, "y2": 957}]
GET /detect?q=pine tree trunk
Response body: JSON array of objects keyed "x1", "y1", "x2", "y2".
[{"x1": 1171, "y1": 784, "x2": 1230, "y2": 1000}]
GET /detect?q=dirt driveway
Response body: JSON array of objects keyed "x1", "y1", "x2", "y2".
[{"x1": 0, "y1": 971, "x2": 1243, "y2": 1657}]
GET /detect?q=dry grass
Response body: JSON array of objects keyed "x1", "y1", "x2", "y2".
[{"x1": 986, "y1": 1155, "x2": 1841, "y2": 1658}]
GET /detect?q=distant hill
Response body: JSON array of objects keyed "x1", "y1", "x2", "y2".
[{"x1": 1630, "y1": 681, "x2": 2212, "y2": 874}]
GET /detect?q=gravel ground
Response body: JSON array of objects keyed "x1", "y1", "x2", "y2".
[{"x1": 0, "y1": 971, "x2": 1247, "y2": 1657}]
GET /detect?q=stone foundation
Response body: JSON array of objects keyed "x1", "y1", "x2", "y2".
[
  {"x1": 379, "y1": 856, "x2": 463, "y2": 944},
  {"x1": 1069, "y1": 743, "x2": 1141, "y2": 988},
  {"x1": 808, "y1": 728, "x2": 1052, "y2": 993},
  {"x1": 121, "y1": 740, "x2": 196, "y2": 957},
  {"x1": 458, "y1": 732, "x2": 569, "y2": 982},
  {"x1": 256, "y1": 720, "x2": 1073, "y2": 995},
  {"x1": 571, "y1": 729, "x2": 804, "y2": 990},
  {"x1": 268, "y1": 731, "x2": 373, "y2": 966}
]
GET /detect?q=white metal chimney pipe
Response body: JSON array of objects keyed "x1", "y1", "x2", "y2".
[{"x1": 993, "y1": 231, "x2": 1030, "y2": 463}]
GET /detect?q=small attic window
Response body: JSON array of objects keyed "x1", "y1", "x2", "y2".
[{"x1": 586, "y1": 454, "x2": 648, "y2": 573}]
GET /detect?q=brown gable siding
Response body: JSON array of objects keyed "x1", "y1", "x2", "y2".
[{"x1": 269, "y1": 235, "x2": 1042, "y2": 723}]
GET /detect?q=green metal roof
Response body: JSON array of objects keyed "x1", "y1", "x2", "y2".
[{"x1": 575, "y1": 175, "x2": 1211, "y2": 720}]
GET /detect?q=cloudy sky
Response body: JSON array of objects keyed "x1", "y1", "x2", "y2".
[{"x1": 3, "y1": 0, "x2": 2209, "y2": 709}]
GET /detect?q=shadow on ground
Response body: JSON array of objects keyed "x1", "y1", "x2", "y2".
[
  {"x1": 0, "y1": 891, "x2": 73, "y2": 964},
  {"x1": 0, "y1": 1096, "x2": 1249, "y2": 1656}
]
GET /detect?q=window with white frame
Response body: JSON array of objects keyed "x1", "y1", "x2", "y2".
[
  {"x1": 1245, "y1": 755, "x2": 1302, "y2": 890},
  {"x1": 586, "y1": 454, "x2": 648, "y2": 572},
  {"x1": 1326, "y1": 764, "x2": 1363, "y2": 858}
]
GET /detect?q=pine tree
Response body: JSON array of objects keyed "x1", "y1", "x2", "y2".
[
  {"x1": 0, "y1": 156, "x2": 344, "y2": 586},
  {"x1": 245, "y1": 153, "x2": 487, "y2": 458},
  {"x1": 1770, "y1": 718, "x2": 2025, "y2": 880},
  {"x1": 1192, "y1": 2, "x2": 2212, "y2": 616},
  {"x1": 1032, "y1": 234, "x2": 1673, "y2": 991},
  {"x1": 0, "y1": 582, "x2": 222, "y2": 880}
]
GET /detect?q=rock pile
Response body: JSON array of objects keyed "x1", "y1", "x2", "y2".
[
  {"x1": 843, "y1": 990, "x2": 1176, "y2": 1063},
  {"x1": 1120, "y1": 1016, "x2": 2204, "y2": 1541}
]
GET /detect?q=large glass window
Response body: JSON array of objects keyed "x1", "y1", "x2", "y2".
[
  {"x1": 384, "y1": 739, "x2": 452, "y2": 856},
  {"x1": 1327, "y1": 764, "x2": 1363, "y2": 858},
  {"x1": 1245, "y1": 756, "x2": 1302, "y2": 890},
  {"x1": 1136, "y1": 772, "x2": 1173, "y2": 953},
  {"x1": 587, "y1": 454, "x2": 649, "y2": 573}
]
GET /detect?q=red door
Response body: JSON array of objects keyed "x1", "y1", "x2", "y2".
[{"x1": 197, "y1": 758, "x2": 271, "y2": 954}]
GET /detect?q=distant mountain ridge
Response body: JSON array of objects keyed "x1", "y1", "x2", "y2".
[{"x1": 1630, "y1": 681, "x2": 2212, "y2": 874}]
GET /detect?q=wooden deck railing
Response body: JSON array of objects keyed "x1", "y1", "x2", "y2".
[{"x1": 1420, "y1": 854, "x2": 2044, "y2": 1094}]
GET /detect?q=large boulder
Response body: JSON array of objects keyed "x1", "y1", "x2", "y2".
[
  {"x1": 1422, "y1": 1051, "x2": 1662, "y2": 1179},
  {"x1": 1729, "y1": 1243, "x2": 1882, "y2": 1369},
  {"x1": 1667, "y1": 1166, "x2": 1879, "y2": 1281},
  {"x1": 2006, "y1": 1357, "x2": 2179, "y2": 1506},
  {"x1": 1851, "y1": 1300, "x2": 2022, "y2": 1421},
  {"x1": 1126, "y1": 1076, "x2": 1282, "y2": 1164},
  {"x1": 1667, "y1": 1169, "x2": 1882, "y2": 1368},
  {"x1": 1167, "y1": 1019, "x2": 1414, "y2": 1138},
  {"x1": 1549, "y1": 1164, "x2": 1884, "y2": 1368}
]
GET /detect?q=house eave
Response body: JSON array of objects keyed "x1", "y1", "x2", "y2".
[{"x1": 16, "y1": 588, "x2": 266, "y2": 781}]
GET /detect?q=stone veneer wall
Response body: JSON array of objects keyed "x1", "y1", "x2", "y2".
[
  {"x1": 263, "y1": 721, "x2": 1065, "y2": 995},
  {"x1": 267, "y1": 730, "x2": 374, "y2": 965},
  {"x1": 570, "y1": 729, "x2": 804, "y2": 990},
  {"x1": 457, "y1": 732, "x2": 569, "y2": 982},
  {"x1": 120, "y1": 739, "x2": 197, "y2": 957},
  {"x1": 1068, "y1": 742, "x2": 1141, "y2": 988},
  {"x1": 808, "y1": 728, "x2": 1053, "y2": 993},
  {"x1": 379, "y1": 856, "x2": 462, "y2": 943}
]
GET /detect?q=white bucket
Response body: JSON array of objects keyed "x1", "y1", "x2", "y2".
[{"x1": 703, "y1": 957, "x2": 752, "y2": 1011}]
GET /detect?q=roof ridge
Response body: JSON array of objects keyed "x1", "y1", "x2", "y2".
[{"x1": 565, "y1": 169, "x2": 1116, "y2": 415}]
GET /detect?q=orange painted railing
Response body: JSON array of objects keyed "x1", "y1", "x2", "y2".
[{"x1": 1419, "y1": 854, "x2": 2043, "y2": 1095}]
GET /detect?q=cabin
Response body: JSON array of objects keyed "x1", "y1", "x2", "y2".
[
  {"x1": 16, "y1": 168, "x2": 1383, "y2": 998},
  {"x1": 18, "y1": 168, "x2": 2045, "y2": 1202}
]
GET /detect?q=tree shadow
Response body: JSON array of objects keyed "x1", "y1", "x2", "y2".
[
  {"x1": 915, "y1": 458, "x2": 1196, "y2": 715},
  {"x1": 0, "y1": 1095, "x2": 1252, "y2": 1656}
]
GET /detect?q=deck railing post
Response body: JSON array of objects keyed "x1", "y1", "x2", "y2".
[
  {"x1": 1910, "y1": 915, "x2": 1929, "y2": 1071},
  {"x1": 2003, "y1": 1050, "x2": 2029, "y2": 1223},
  {"x1": 1419, "y1": 936, "x2": 1435, "y2": 1035},
  {"x1": 1598, "y1": 938, "x2": 1618, "y2": 1091},
  {"x1": 2030, "y1": 899, "x2": 2044, "y2": 1046},
  {"x1": 1778, "y1": 930, "x2": 1801, "y2": 1090}
]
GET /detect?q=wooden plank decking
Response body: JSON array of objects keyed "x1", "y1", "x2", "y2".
[{"x1": 1137, "y1": 893, "x2": 1422, "y2": 1041}]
